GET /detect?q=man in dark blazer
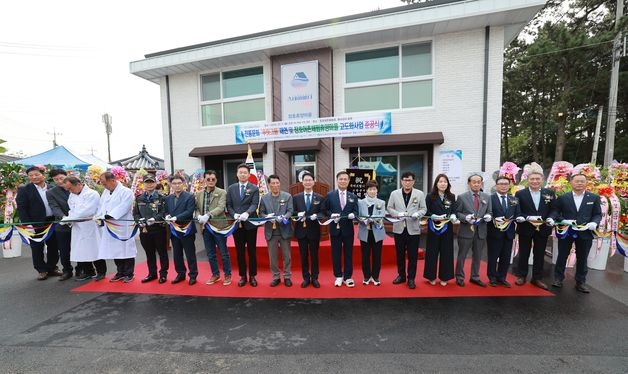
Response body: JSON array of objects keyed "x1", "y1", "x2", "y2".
[
  {"x1": 486, "y1": 176, "x2": 523, "y2": 288},
  {"x1": 550, "y1": 173, "x2": 602, "y2": 293},
  {"x1": 514, "y1": 171, "x2": 555, "y2": 290},
  {"x1": 226, "y1": 163, "x2": 260, "y2": 287},
  {"x1": 46, "y1": 169, "x2": 73, "y2": 280},
  {"x1": 164, "y1": 175, "x2": 198, "y2": 285},
  {"x1": 293, "y1": 172, "x2": 324, "y2": 288},
  {"x1": 16, "y1": 166, "x2": 61, "y2": 280},
  {"x1": 322, "y1": 171, "x2": 359, "y2": 288}
]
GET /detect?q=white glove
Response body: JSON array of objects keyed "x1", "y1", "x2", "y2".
[
  {"x1": 309, "y1": 214, "x2": 318, "y2": 221},
  {"x1": 483, "y1": 214, "x2": 492, "y2": 222},
  {"x1": 348, "y1": 213, "x2": 355, "y2": 220},
  {"x1": 515, "y1": 216, "x2": 526, "y2": 223},
  {"x1": 59, "y1": 216, "x2": 69, "y2": 226},
  {"x1": 239, "y1": 212, "x2": 249, "y2": 221},
  {"x1": 433, "y1": 214, "x2": 446, "y2": 220},
  {"x1": 164, "y1": 214, "x2": 172, "y2": 221},
  {"x1": 197, "y1": 214, "x2": 209, "y2": 225},
  {"x1": 330, "y1": 213, "x2": 340, "y2": 219},
  {"x1": 562, "y1": 219, "x2": 576, "y2": 226},
  {"x1": 526, "y1": 215, "x2": 542, "y2": 222},
  {"x1": 147, "y1": 218, "x2": 156, "y2": 226},
  {"x1": 397, "y1": 212, "x2": 407, "y2": 218},
  {"x1": 585, "y1": 222, "x2": 597, "y2": 231},
  {"x1": 546, "y1": 218, "x2": 555, "y2": 226},
  {"x1": 495, "y1": 216, "x2": 505, "y2": 223},
  {"x1": 465, "y1": 214, "x2": 475, "y2": 223},
  {"x1": 92, "y1": 215, "x2": 104, "y2": 222},
  {"x1": 139, "y1": 222, "x2": 147, "y2": 228},
  {"x1": 167, "y1": 216, "x2": 177, "y2": 222},
  {"x1": 233, "y1": 213, "x2": 241, "y2": 220},
  {"x1": 297, "y1": 211, "x2": 305, "y2": 218},
  {"x1": 275, "y1": 215, "x2": 284, "y2": 222},
  {"x1": 411, "y1": 212, "x2": 421, "y2": 219},
  {"x1": 449, "y1": 214, "x2": 459, "y2": 224}
]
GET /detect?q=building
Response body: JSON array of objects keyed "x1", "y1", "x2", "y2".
[
  {"x1": 111, "y1": 145, "x2": 165, "y2": 173},
  {"x1": 130, "y1": 0, "x2": 546, "y2": 198}
]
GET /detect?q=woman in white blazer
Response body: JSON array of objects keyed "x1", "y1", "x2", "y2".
[{"x1": 358, "y1": 180, "x2": 387, "y2": 286}]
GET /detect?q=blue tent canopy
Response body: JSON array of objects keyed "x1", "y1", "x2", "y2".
[
  {"x1": 12, "y1": 146, "x2": 92, "y2": 170},
  {"x1": 358, "y1": 161, "x2": 397, "y2": 177}
]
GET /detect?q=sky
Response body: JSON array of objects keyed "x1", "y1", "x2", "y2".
[{"x1": 0, "y1": 0, "x2": 403, "y2": 162}]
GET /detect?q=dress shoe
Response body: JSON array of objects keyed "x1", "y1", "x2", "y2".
[
  {"x1": 515, "y1": 277, "x2": 526, "y2": 286},
  {"x1": 75, "y1": 273, "x2": 91, "y2": 281},
  {"x1": 470, "y1": 279, "x2": 487, "y2": 288},
  {"x1": 334, "y1": 277, "x2": 343, "y2": 287},
  {"x1": 439, "y1": 281, "x2": 448, "y2": 287},
  {"x1": 123, "y1": 275, "x2": 134, "y2": 283},
  {"x1": 270, "y1": 279, "x2": 281, "y2": 287},
  {"x1": 58, "y1": 272, "x2": 72, "y2": 281},
  {"x1": 238, "y1": 277, "x2": 247, "y2": 287},
  {"x1": 48, "y1": 268, "x2": 63, "y2": 277},
  {"x1": 408, "y1": 279, "x2": 416, "y2": 289},
  {"x1": 249, "y1": 277, "x2": 258, "y2": 287},
  {"x1": 109, "y1": 274, "x2": 124, "y2": 282},
  {"x1": 93, "y1": 273, "x2": 106, "y2": 281},
  {"x1": 489, "y1": 280, "x2": 498, "y2": 287},
  {"x1": 37, "y1": 272, "x2": 48, "y2": 281},
  {"x1": 223, "y1": 275, "x2": 232, "y2": 286},
  {"x1": 301, "y1": 279, "x2": 311, "y2": 288},
  {"x1": 498, "y1": 280, "x2": 511, "y2": 288},
  {"x1": 312, "y1": 279, "x2": 320, "y2": 288},
  {"x1": 531, "y1": 279, "x2": 548, "y2": 290},
  {"x1": 575, "y1": 283, "x2": 590, "y2": 293},
  {"x1": 428, "y1": 279, "x2": 437, "y2": 286},
  {"x1": 392, "y1": 275, "x2": 406, "y2": 285},
  {"x1": 284, "y1": 279, "x2": 293, "y2": 287},
  {"x1": 552, "y1": 280, "x2": 563, "y2": 288},
  {"x1": 206, "y1": 275, "x2": 220, "y2": 285},
  {"x1": 158, "y1": 276, "x2": 167, "y2": 284},
  {"x1": 344, "y1": 279, "x2": 355, "y2": 288},
  {"x1": 142, "y1": 275, "x2": 157, "y2": 283},
  {"x1": 456, "y1": 279, "x2": 465, "y2": 287},
  {"x1": 171, "y1": 275, "x2": 186, "y2": 284},
  {"x1": 372, "y1": 279, "x2": 381, "y2": 286},
  {"x1": 188, "y1": 278, "x2": 197, "y2": 285}
]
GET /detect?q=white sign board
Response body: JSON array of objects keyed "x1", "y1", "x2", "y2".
[
  {"x1": 281, "y1": 61, "x2": 319, "y2": 120},
  {"x1": 438, "y1": 150, "x2": 463, "y2": 184}
]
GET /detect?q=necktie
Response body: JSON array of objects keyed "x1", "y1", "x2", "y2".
[
  {"x1": 240, "y1": 184, "x2": 245, "y2": 200},
  {"x1": 473, "y1": 193, "x2": 479, "y2": 212},
  {"x1": 501, "y1": 195, "x2": 507, "y2": 212},
  {"x1": 340, "y1": 191, "x2": 346, "y2": 210},
  {"x1": 305, "y1": 193, "x2": 311, "y2": 210}
]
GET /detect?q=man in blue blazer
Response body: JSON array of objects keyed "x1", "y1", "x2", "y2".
[
  {"x1": 165, "y1": 175, "x2": 198, "y2": 285},
  {"x1": 550, "y1": 173, "x2": 602, "y2": 293},
  {"x1": 16, "y1": 166, "x2": 61, "y2": 280},
  {"x1": 486, "y1": 176, "x2": 523, "y2": 287},
  {"x1": 322, "y1": 171, "x2": 359, "y2": 288},
  {"x1": 293, "y1": 172, "x2": 324, "y2": 288}
]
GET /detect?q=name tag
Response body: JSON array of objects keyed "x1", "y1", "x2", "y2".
[{"x1": 586, "y1": 202, "x2": 593, "y2": 205}]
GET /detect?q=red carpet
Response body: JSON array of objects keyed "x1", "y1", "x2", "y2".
[{"x1": 73, "y1": 233, "x2": 553, "y2": 298}]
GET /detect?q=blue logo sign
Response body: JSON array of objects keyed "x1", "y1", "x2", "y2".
[{"x1": 291, "y1": 72, "x2": 309, "y2": 88}]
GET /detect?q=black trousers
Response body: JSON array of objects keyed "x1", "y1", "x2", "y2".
[
  {"x1": 517, "y1": 233, "x2": 549, "y2": 280},
  {"x1": 555, "y1": 236, "x2": 591, "y2": 284},
  {"x1": 171, "y1": 234, "x2": 198, "y2": 278},
  {"x1": 233, "y1": 227, "x2": 257, "y2": 278},
  {"x1": 55, "y1": 229, "x2": 73, "y2": 274},
  {"x1": 78, "y1": 260, "x2": 107, "y2": 276},
  {"x1": 360, "y1": 231, "x2": 382, "y2": 280},
  {"x1": 487, "y1": 236, "x2": 513, "y2": 282},
  {"x1": 298, "y1": 238, "x2": 319, "y2": 280},
  {"x1": 114, "y1": 258, "x2": 135, "y2": 277},
  {"x1": 394, "y1": 229, "x2": 420, "y2": 280},
  {"x1": 330, "y1": 234, "x2": 354, "y2": 279},
  {"x1": 139, "y1": 229, "x2": 169, "y2": 277},
  {"x1": 423, "y1": 229, "x2": 454, "y2": 282},
  {"x1": 30, "y1": 219, "x2": 59, "y2": 273}
]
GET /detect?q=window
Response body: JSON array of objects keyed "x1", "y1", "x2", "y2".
[
  {"x1": 353, "y1": 153, "x2": 426, "y2": 202},
  {"x1": 200, "y1": 67, "x2": 265, "y2": 126},
  {"x1": 344, "y1": 42, "x2": 432, "y2": 113},
  {"x1": 292, "y1": 152, "x2": 316, "y2": 183}
]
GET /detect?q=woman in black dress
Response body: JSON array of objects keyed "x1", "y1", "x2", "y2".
[{"x1": 423, "y1": 174, "x2": 458, "y2": 286}]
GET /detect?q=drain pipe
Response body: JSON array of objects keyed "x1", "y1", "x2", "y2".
[
  {"x1": 481, "y1": 26, "x2": 490, "y2": 172},
  {"x1": 165, "y1": 75, "x2": 174, "y2": 174}
]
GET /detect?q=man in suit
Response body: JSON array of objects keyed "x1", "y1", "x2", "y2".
[
  {"x1": 259, "y1": 175, "x2": 294, "y2": 287},
  {"x1": 514, "y1": 171, "x2": 555, "y2": 290},
  {"x1": 196, "y1": 170, "x2": 232, "y2": 286},
  {"x1": 293, "y1": 172, "x2": 323, "y2": 288},
  {"x1": 226, "y1": 163, "x2": 260, "y2": 287},
  {"x1": 16, "y1": 166, "x2": 61, "y2": 280},
  {"x1": 386, "y1": 171, "x2": 427, "y2": 289},
  {"x1": 550, "y1": 173, "x2": 602, "y2": 293},
  {"x1": 165, "y1": 175, "x2": 198, "y2": 285},
  {"x1": 133, "y1": 174, "x2": 169, "y2": 284},
  {"x1": 455, "y1": 173, "x2": 493, "y2": 287},
  {"x1": 322, "y1": 171, "x2": 359, "y2": 287},
  {"x1": 486, "y1": 176, "x2": 523, "y2": 288},
  {"x1": 46, "y1": 168, "x2": 73, "y2": 281}
]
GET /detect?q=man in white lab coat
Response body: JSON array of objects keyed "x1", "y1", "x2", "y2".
[
  {"x1": 60, "y1": 176, "x2": 107, "y2": 281},
  {"x1": 96, "y1": 172, "x2": 137, "y2": 282}
]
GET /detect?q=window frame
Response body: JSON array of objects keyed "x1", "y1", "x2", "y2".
[
  {"x1": 349, "y1": 150, "x2": 429, "y2": 193},
  {"x1": 292, "y1": 151, "x2": 317, "y2": 183}
]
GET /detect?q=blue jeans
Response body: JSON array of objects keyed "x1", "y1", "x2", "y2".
[{"x1": 202, "y1": 230, "x2": 232, "y2": 276}]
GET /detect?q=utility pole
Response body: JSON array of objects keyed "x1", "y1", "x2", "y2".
[
  {"x1": 102, "y1": 113, "x2": 112, "y2": 162},
  {"x1": 591, "y1": 105, "x2": 604, "y2": 165},
  {"x1": 47, "y1": 127, "x2": 62, "y2": 148},
  {"x1": 603, "y1": 0, "x2": 624, "y2": 167}
]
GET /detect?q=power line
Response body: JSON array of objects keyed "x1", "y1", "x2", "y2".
[{"x1": 519, "y1": 38, "x2": 617, "y2": 60}]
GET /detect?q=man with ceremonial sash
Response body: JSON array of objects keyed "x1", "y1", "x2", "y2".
[
  {"x1": 259, "y1": 174, "x2": 294, "y2": 287},
  {"x1": 455, "y1": 173, "x2": 492, "y2": 288},
  {"x1": 97, "y1": 172, "x2": 137, "y2": 283},
  {"x1": 195, "y1": 170, "x2": 232, "y2": 286},
  {"x1": 293, "y1": 172, "x2": 323, "y2": 288},
  {"x1": 46, "y1": 169, "x2": 73, "y2": 281},
  {"x1": 514, "y1": 171, "x2": 555, "y2": 290},
  {"x1": 486, "y1": 176, "x2": 523, "y2": 288},
  {"x1": 133, "y1": 174, "x2": 169, "y2": 284},
  {"x1": 16, "y1": 166, "x2": 61, "y2": 280},
  {"x1": 226, "y1": 163, "x2": 260, "y2": 287},
  {"x1": 550, "y1": 173, "x2": 602, "y2": 293},
  {"x1": 165, "y1": 175, "x2": 198, "y2": 285}
]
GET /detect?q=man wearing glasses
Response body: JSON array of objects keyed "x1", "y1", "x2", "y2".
[{"x1": 195, "y1": 170, "x2": 232, "y2": 286}]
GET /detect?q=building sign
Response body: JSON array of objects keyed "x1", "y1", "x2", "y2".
[
  {"x1": 234, "y1": 112, "x2": 392, "y2": 144},
  {"x1": 347, "y1": 168, "x2": 375, "y2": 199},
  {"x1": 438, "y1": 150, "x2": 463, "y2": 184},
  {"x1": 281, "y1": 61, "x2": 319, "y2": 120}
]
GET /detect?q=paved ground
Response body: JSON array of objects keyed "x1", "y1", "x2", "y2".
[{"x1": 1, "y1": 236, "x2": 627, "y2": 373}]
